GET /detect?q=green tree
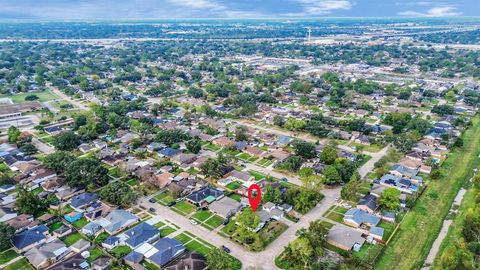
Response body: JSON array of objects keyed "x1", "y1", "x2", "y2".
[
  {"x1": 0, "y1": 223, "x2": 15, "y2": 251},
  {"x1": 186, "y1": 137, "x2": 202, "y2": 154},
  {"x1": 53, "y1": 131, "x2": 81, "y2": 151},
  {"x1": 205, "y1": 248, "x2": 235, "y2": 270},
  {"x1": 15, "y1": 185, "x2": 46, "y2": 215},
  {"x1": 320, "y1": 144, "x2": 338, "y2": 165},
  {"x1": 19, "y1": 143, "x2": 38, "y2": 155},
  {"x1": 235, "y1": 125, "x2": 249, "y2": 142},
  {"x1": 379, "y1": 188, "x2": 401, "y2": 211},
  {"x1": 43, "y1": 151, "x2": 76, "y2": 173},
  {"x1": 235, "y1": 208, "x2": 260, "y2": 246},
  {"x1": 100, "y1": 181, "x2": 138, "y2": 207},
  {"x1": 200, "y1": 158, "x2": 225, "y2": 179},
  {"x1": 341, "y1": 175, "x2": 362, "y2": 201},
  {"x1": 64, "y1": 158, "x2": 109, "y2": 189},
  {"x1": 262, "y1": 185, "x2": 282, "y2": 204},
  {"x1": 323, "y1": 165, "x2": 342, "y2": 185},
  {"x1": 293, "y1": 140, "x2": 316, "y2": 159},
  {"x1": 7, "y1": 126, "x2": 21, "y2": 143}
]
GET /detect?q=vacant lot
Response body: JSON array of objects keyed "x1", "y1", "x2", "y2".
[{"x1": 375, "y1": 116, "x2": 480, "y2": 270}]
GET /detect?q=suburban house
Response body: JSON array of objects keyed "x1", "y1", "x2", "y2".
[
  {"x1": 70, "y1": 192, "x2": 99, "y2": 210},
  {"x1": 209, "y1": 197, "x2": 243, "y2": 219},
  {"x1": 102, "y1": 236, "x2": 120, "y2": 250},
  {"x1": 121, "y1": 222, "x2": 160, "y2": 249},
  {"x1": 97, "y1": 209, "x2": 138, "y2": 234},
  {"x1": 327, "y1": 224, "x2": 365, "y2": 252},
  {"x1": 0, "y1": 206, "x2": 17, "y2": 222},
  {"x1": 163, "y1": 251, "x2": 206, "y2": 270},
  {"x1": 24, "y1": 239, "x2": 71, "y2": 269},
  {"x1": 12, "y1": 225, "x2": 49, "y2": 252},
  {"x1": 344, "y1": 208, "x2": 381, "y2": 228},
  {"x1": 219, "y1": 170, "x2": 256, "y2": 188},
  {"x1": 357, "y1": 194, "x2": 378, "y2": 214},
  {"x1": 64, "y1": 211, "x2": 83, "y2": 223},
  {"x1": 81, "y1": 221, "x2": 102, "y2": 236},
  {"x1": 139, "y1": 238, "x2": 186, "y2": 268},
  {"x1": 187, "y1": 187, "x2": 224, "y2": 206}
]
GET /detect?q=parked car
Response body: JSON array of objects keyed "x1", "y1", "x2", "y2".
[
  {"x1": 281, "y1": 177, "x2": 288, "y2": 182},
  {"x1": 190, "y1": 220, "x2": 197, "y2": 225},
  {"x1": 223, "y1": 218, "x2": 229, "y2": 225},
  {"x1": 221, "y1": 245, "x2": 231, "y2": 253},
  {"x1": 167, "y1": 201, "x2": 176, "y2": 207},
  {"x1": 149, "y1": 207, "x2": 156, "y2": 212},
  {"x1": 149, "y1": 198, "x2": 156, "y2": 203}
]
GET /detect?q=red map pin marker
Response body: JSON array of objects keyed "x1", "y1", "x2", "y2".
[{"x1": 247, "y1": 184, "x2": 261, "y2": 212}]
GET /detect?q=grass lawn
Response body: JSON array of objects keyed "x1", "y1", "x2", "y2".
[
  {"x1": 259, "y1": 221, "x2": 288, "y2": 247},
  {"x1": 174, "y1": 233, "x2": 193, "y2": 244},
  {"x1": 62, "y1": 232, "x2": 84, "y2": 246},
  {"x1": 226, "y1": 181, "x2": 242, "y2": 190},
  {"x1": 3, "y1": 90, "x2": 58, "y2": 103},
  {"x1": 257, "y1": 158, "x2": 274, "y2": 167},
  {"x1": 3, "y1": 258, "x2": 34, "y2": 270},
  {"x1": 154, "y1": 221, "x2": 166, "y2": 228},
  {"x1": 375, "y1": 115, "x2": 480, "y2": 270},
  {"x1": 0, "y1": 249, "x2": 19, "y2": 264},
  {"x1": 126, "y1": 178, "x2": 139, "y2": 186},
  {"x1": 249, "y1": 170, "x2": 266, "y2": 180},
  {"x1": 378, "y1": 221, "x2": 396, "y2": 241},
  {"x1": 87, "y1": 247, "x2": 104, "y2": 263},
  {"x1": 220, "y1": 220, "x2": 238, "y2": 236},
  {"x1": 353, "y1": 243, "x2": 384, "y2": 264},
  {"x1": 48, "y1": 221, "x2": 64, "y2": 233},
  {"x1": 31, "y1": 187, "x2": 43, "y2": 196},
  {"x1": 172, "y1": 200, "x2": 196, "y2": 215},
  {"x1": 237, "y1": 152, "x2": 250, "y2": 160},
  {"x1": 110, "y1": 245, "x2": 133, "y2": 258},
  {"x1": 325, "y1": 211, "x2": 344, "y2": 223},
  {"x1": 141, "y1": 260, "x2": 161, "y2": 270},
  {"x1": 192, "y1": 210, "x2": 213, "y2": 222},
  {"x1": 203, "y1": 143, "x2": 221, "y2": 152},
  {"x1": 94, "y1": 232, "x2": 110, "y2": 244},
  {"x1": 160, "y1": 226, "x2": 177, "y2": 237},
  {"x1": 72, "y1": 217, "x2": 89, "y2": 229},
  {"x1": 204, "y1": 215, "x2": 224, "y2": 229},
  {"x1": 229, "y1": 193, "x2": 242, "y2": 202},
  {"x1": 154, "y1": 192, "x2": 175, "y2": 206}
]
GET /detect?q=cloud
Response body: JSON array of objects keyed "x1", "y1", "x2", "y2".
[
  {"x1": 166, "y1": 0, "x2": 225, "y2": 11},
  {"x1": 285, "y1": 0, "x2": 352, "y2": 16},
  {"x1": 399, "y1": 5, "x2": 462, "y2": 17}
]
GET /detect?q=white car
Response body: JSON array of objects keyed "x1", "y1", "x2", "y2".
[{"x1": 190, "y1": 220, "x2": 197, "y2": 225}]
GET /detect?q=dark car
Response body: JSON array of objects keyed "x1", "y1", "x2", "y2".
[
  {"x1": 149, "y1": 198, "x2": 156, "y2": 203},
  {"x1": 167, "y1": 201, "x2": 176, "y2": 207},
  {"x1": 221, "y1": 245, "x2": 231, "y2": 253},
  {"x1": 223, "y1": 218, "x2": 229, "y2": 225},
  {"x1": 149, "y1": 207, "x2": 156, "y2": 212},
  {"x1": 281, "y1": 177, "x2": 288, "y2": 182}
]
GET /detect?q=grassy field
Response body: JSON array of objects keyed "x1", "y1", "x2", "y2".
[
  {"x1": 375, "y1": 116, "x2": 480, "y2": 270},
  {"x1": 432, "y1": 183, "x2": 477, "y2": 268},
  {"x1": 2, "y1": 90, "x2": 58, "y2": 103}
]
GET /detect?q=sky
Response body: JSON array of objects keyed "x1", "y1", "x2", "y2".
[{"x1": 0, "y1": 0, "x2": 479, "y2": 20}]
